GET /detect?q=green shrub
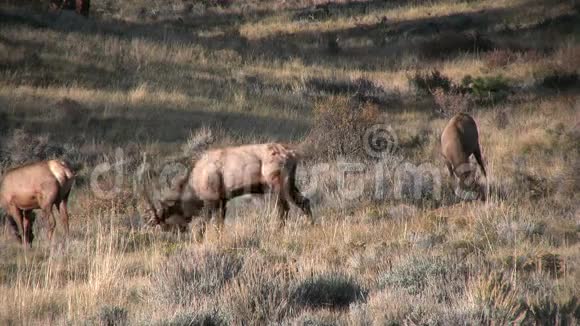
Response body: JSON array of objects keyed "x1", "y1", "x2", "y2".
[{"x1": 460, "y1": 75, "x2": 511, "y2": 104}]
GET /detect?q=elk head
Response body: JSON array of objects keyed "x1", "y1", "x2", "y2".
[{"x1": 141, "y1": 175, "x2": 201, "y2": 231}]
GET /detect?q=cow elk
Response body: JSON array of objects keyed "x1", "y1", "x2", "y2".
[
  {"x1": 0, "y1": 160, "x2": 74, "y2": 246},
  {"x1": 441, "y1": 113, "x2": 487, "y2": 199},
  {"x1": 143, "y1": 143, "x2": 313, "y2": 239}
]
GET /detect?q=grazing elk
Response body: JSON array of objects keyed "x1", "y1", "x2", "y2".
[
  {"x1": 0, "y1": 160, "x2": 74, "y2": 246},
  {"x1": 441, "y1": 113, "x2": 487, "y2": 198},
  {"x1": 144, "y1": 143, "x2": 313, "y2": 238}
]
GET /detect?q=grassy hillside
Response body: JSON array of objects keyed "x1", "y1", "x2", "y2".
[{"x1": 0, "y1": 0, "x2": 579, "y2": 324}]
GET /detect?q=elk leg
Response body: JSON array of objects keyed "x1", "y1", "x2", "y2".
[
  {"x1": 445, "y1": 160, "x2": 454, "y2": 177},
  {"x1": 42, "y1": 207, "x2": 57, "y2": 242},
  {"x1": 5, "y1": 210, "x2": 22, "y2": 243},
  {"x1": 39, "y1": 186, "x2": 58, "y2": 242},
  {"x1": 195, "y1": 220, "x2": 207, "y2": 242},
  {"x1": 7, "y1": 206, "x2": 26, "y2": 246},
  {"x1": 21, "y1": 210, "x2": 35, "y2": 246},
  {"x1": 58, "y1": 196, "x2": 70, "y2": 238},
  {"x1": 276, "y1": 196, "x2": 289, "y2": 228},
  {"x1": 195, "y1": 203, "x2": 213, "y2": 242},
  {"x1": 286, "y1": 165, "x2": 314, "y2": 225},
  {"x1": 289, "y1": 185, "x2": 313, "y2": 225},
  {"x1": 215, "y1": 200, "x2": 226, "y2": 231}
]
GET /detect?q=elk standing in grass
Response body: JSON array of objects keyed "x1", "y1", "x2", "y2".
[
  {"x1": 144, "y1": 143, "x2": 313, "y2": 238},
  {"x1": 0, "y1": 160, "x2": 74, "y2": 246},
  {"x1": 441, "y1": 113, "x2": 487, "y2": 198}
]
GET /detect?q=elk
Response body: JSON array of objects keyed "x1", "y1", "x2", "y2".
[
  {"x1": 143, "y1": 143, "x2": 313, "y2": 238},
  {"x1": 441, "y1": 113, "x2": 487, "y2": 198},
  {"x1": 0, "y1": 160, "x2": 74, "y2": 246}
]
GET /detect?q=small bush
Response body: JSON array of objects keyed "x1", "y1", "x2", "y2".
[
  {"x1": 349, "y1": 288, "x2": 446, "y2": 326},
  {"x1": 484, "y1": 49, "x2": 519, "y2": 68},
  {"x1": 499, "y1": 251, "x2": 562, "y2": 276},
  {"x1": 512, "y1": 170, "x2": 551, "y2": 199},
  {"x1": 305, "y1": 96, "x2": 381, "y2": 160},
  {"x1": 155, "y1": 309, "x2": 228, "y2": 326},
  {"x1": 152, "y1": 247, "x2": 242, "y2": 305},
  {"x1": 291, "y1": 273, "x2": 366, "y2": 309},
  {"x1": 468, "y1": 272, "x2": 527, "y2": 325},
  {"x1": 526, "y1": 295, "x2": 580, "y2": 325},
  {"x1": 96, "y1": 305, "x2": 128, "y2": 326},
  {"x1": 222, "y1": 255, "x2": 292, "y2": 324},
  {"x1": 378, "y1": 256, "x2": 448, "y2": 295},
  {"x1": 408, "y1": 69, "x2": 452, "y2": 94}
]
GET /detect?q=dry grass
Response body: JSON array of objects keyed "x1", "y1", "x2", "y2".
[{"x1": 1, "y1": 0, "x2": 579, "y2": 324}]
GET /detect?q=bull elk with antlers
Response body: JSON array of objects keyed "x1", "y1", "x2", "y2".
[
  {"x1": 0, "y1": 160, "x2": 74, "y2": 246},
  {"x1": 143, "y1": 143, "x2": 313, "y2": 238}
]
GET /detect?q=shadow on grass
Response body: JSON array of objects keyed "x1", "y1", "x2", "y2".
[
  {"x1": 0, "y1": 93, "x2": 309, "y2": 146},
  {"x1": 2, "y1": 0, "x2": 578, "y2": 72}
]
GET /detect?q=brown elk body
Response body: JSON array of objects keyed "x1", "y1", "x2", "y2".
[
  {"x1": 441, "y1": 113, "x2": 487, "y2": 194},
  {"x1": 0, "y1": 160, "x2": 74, "y2": 246},
  {"x1": 145, "y1": 143, "x2": 313, "y2": 237}
]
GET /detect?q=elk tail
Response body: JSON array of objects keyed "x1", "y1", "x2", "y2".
[{"x1": 48, "y1": 160, "x2": 74, "y2": 186}]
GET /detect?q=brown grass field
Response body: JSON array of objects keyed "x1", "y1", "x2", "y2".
[{"x1": 0, "y1": 0, "x2": 579, "y2": 324}]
